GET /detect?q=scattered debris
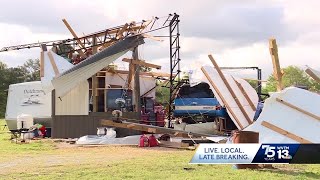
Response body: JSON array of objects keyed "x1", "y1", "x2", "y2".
[
  {"x1": 201, "y1": 55, "x2": 258, "y2": 130},
  {"x1": 305, "y1": 66, "x2": 320, "y2": 83},
  {"x1": 245, "y1": 87, "x2": 320, "y2": 143}
]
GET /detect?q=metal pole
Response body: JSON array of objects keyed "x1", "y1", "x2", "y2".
[
  {"x1": 257, "y1": 68, "x2": 262, "y2": 101},
  {"x1": 168, "y1": 19, "x2": 173, "y2": 128}
]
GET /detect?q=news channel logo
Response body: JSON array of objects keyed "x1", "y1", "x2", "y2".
[{"x1": 189, "y1": 144, "x2": 318, "y2": 164}]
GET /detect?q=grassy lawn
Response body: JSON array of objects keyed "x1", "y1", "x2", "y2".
[{"x1": 1, "y1": 119, "x2": 320, "y2": 179}]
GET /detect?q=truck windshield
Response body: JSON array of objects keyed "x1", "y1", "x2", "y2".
[{"x1": 177, "y1": 82, "x2": 214, "y2": 98}]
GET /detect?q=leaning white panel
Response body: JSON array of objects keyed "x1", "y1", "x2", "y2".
[
  {"x1": 41, "y1": 51, "x2": 74, "y2": 93},
  {"x1": 245, "y1": 87, "x2": 320, "y2": 143},
  {"x1": 52, "y1": 52, "x2": 127, "y2": 98},
  {"x1": 202, "y1": 66, "x2": 258, "y2": 130}
]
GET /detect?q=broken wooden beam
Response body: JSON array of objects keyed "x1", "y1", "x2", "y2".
[
  {"x1": 122, "y1": 58, "x2": 161, "y2": 69},
  {"x1": 305, "y1": 67, "x2": 320, "y2": 84},
  {"x1": 62, "y1": 18, "x2": 87, "y2": 58},
  {"x1": 101, "y1": 119, "x2": 220, "y2": 137},
  {"x1": 116, "y1": 23, "x2": 129, "y2": 39},
  {"x1": 158, "y1": 141, "x2": 190, "y2": 149},
  {"x1": 269, "y1": 38, "x2": 283, "y2": 91}
]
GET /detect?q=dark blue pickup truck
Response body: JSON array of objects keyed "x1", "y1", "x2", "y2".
[{"x1": 173, "y1": 82, "x2": 232, "y2": 124}]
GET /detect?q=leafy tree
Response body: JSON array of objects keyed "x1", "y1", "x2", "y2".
[
  {"x1": 155, "y1": 80, "x2": 170, "y2": 104},
  {"x1": 246, "y1": 79, "x2": 260, "y2": 90},
  {"x1": 0, "y1": 59, "x2": 39, "y2": 118},
  {"x1": 263, "y1": 66, "x2": 320, "y2": 93},
  {"x1": 20, "y1": 59, "x2": 40, "y2": 81}
]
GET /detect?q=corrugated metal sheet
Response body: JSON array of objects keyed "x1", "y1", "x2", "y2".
[
  {"x1": 52, "y1": 36, "x2": 145, "y2": 98},
  {"x1": 55, "y1": 81, "x2": 89, "y2": 115}
]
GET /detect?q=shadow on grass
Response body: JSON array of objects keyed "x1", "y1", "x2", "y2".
[{"x1": 258, "y1": 167, "x2": 320, "y2": 179}]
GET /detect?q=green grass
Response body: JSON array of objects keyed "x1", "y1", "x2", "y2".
[
  {"x1": 0, "y1": 119, "x2": 54, "y2": 161},
  {"x1": 1, "y1": 119, "x2": 320, "y2": 179}
]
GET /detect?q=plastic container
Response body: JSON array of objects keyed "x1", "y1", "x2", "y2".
[
  {"x1": 97, "y1": 127, "x2": 106, "y2": 136},
  {"x1": 139, "y1": 134, "x2": 149, "y2": 147},
  {"x1": 148, "y1": 135, "x2": 158, "y2": 147},
  {"x1": 156, "y1": 111, "x2": 166, "y2": 127},
  {"x1": 21, "y1": 131, "x2": 34, "y2": 140},
  {"x1": 17, "y1": 114, "x2": 34, "y2": 129}
]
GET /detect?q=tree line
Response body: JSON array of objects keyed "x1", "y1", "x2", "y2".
[
  {"x1": 0, "y1": 59, "x2": 319, "y2": 118},
  {"x1": 0, "y1": 59, "x2": 40, "y2": 117},
  {"x1": 156, "y1": 65, "x2": 320, "y2": 104}
]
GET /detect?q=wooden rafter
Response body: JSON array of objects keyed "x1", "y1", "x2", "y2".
[
  {"x1": 105, "y1": 69, "x2": 171, "y2": 78},
  {"x1": 116, "y1": 23, "x2": 129, "y2": 39},
  {"x1": 261, "y1": 121, "x2": 312, "y2": 143},
  {"x1": 62, "y1": 18, "x2": 87, "y2": 58},
  {"x1": 243, "y1": 78, "x2": 267, "y2": 82},
  {"x1": 47, "y1": 51, "x2": 59, "y2": 76},
  {"x1": 208, "y1": 54, "x2": 252, "y2": 125},
  {"x1": 232, "y1": 77, "x2": 256, "y2": 111},
  {"x1": 40, "y1": 51, "x2": 44, "y2": 77},
  {"x1": 122, "y1": 58, "x2": 161, "y2": 69},
  {"x1": 276, "y1": 98, "x2": 320, "y2": 121},
  {"x1": 201, "y1": 67, "x2": 244, "y2": 129}
]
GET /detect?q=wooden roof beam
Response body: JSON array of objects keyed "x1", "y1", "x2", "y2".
[
  {"x1": 122, "y1": 58, "x2": 161, "y2": 69},
  {"x1": 62, "y1": 18, "x2": 87, "y2": 58}
]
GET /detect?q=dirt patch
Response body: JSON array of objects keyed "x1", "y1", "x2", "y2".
[{"x1": 0, "y1": 141, "x2": 182, "y2": 174}]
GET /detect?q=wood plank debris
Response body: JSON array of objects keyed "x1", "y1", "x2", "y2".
[
  {"x1": 122, "y1": 58, "x2": 162, "y2": 69},
  {"x1": 101, "y1": 120, "x2": 220, "y2": 137},
  {"x1": 62, "y1": 18, "x2": 87, "y2": 58},
  {"x1": 158, "y1": 140, "x2": 190, "y2": 149},
  {"x1": 245, "y1": 87, "x2": 320, "y2": 143},
  {"x1": 305, "y1": 66, "x2": 320, "y2": 83},
  {"x1": 269, "y1": 38, "x2": 283, "y2": 91}
]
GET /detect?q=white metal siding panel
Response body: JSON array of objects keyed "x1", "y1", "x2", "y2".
[
  {"x1": 52, "y1": 52, "x2": 127, "y2": 98},
  {"x1": 55, "y1": 81, "x2": 89, "y2": 115}
]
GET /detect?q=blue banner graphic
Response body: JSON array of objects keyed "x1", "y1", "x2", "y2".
[{"x1": 190, "y1": 144, "x2": 320, "y2": 164}]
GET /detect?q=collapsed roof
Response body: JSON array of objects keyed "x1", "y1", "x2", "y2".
[{"x1": 49, "y1": 35, "x2": 145, "y2": 98}]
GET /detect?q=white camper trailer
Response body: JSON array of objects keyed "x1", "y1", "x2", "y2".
[{"x1": 5, "y1": 81, "x2": 52, "y2": 130}]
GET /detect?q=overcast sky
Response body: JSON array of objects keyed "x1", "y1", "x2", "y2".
[{"x1": 0, "y1": 0, "x2": 319, "y2": 80}]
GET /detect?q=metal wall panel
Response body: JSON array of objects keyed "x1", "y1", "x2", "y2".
[{"x1": 52, "y1": 112, "x2": 141, "y2": 138}]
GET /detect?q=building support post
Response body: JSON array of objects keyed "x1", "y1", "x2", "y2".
[{"x1": 132, "y1": 47, "x2": 141, "y2": 117}]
